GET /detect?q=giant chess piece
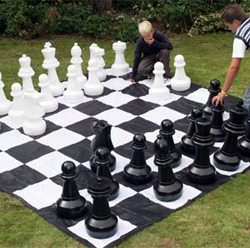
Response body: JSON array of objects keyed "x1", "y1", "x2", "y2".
[
  {"x1": 187, "y1": 117, "x2": 216, "y2": 184},
  {"x1": 213, "y1": 100, "x2": 248, "y2": 171},
  {"x1": 123, "y1": 133, "x2": 152, "y2": 184},
  {"x1": 149, "y1": 62, "x2": 170, "y2": 99},
  {"x1": 95, "y1": 46, "x2": 107, "y2": 81},
  {"x1": 89, "y1": 43, "x2": 98, "y2": 60},
  {"x1": 84, "y1": 59, "x2": 104, "y2": 96},
  {"x1": 170, "y1": 54, "x2": 191, "y2": 91},
  {"x1": 90, "y1": 120, "x2": 116, "y2": 172},
  {"x1": 238, "y1": 116, "x2": 250, "y2": 161},
  {"x1": 71, "y1": 43, "x2": 87, "y2": 89},
  {"x1": 94, "y1": 147, "x2": 119, "y2": 201},
  {"x1": 85, "y1": 177, "x2": 118, "y2": 239},
  {"x1": 111, "y1": 41, "x2": 129, "y2": 76},
  {"x1": 56, "y1": 161, "x2": 88, "y2": 219},
  {"x1": 159, "y1": 119, "x2": 182, "y2": 168},
  {"x1": 210, "y1": 102, "x2": 226, "y2": 142},
  {"x1": 41, "y1": 42, "x2": 64, "y2": 96},
  {"x1": 180, "y1": 108, "x2": 203, "y2": 155},
  {"x1": 202, "y1": 79, "x2": 221, "y2": 117},
  {"x1": 0, "y1": 72, "x2": 12, "y2": 115},
  {"x1": 153, "y1": 135, "x2": 183, "y2": 201}
]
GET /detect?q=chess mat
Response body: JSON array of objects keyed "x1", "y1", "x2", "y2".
[{"x1": 0, "y1": 70, "x2": 249, "y2": 248}]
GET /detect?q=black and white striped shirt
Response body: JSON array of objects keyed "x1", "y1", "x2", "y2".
[{"x1": 235, "y1": 18, "x2": 250, "y2": 50}]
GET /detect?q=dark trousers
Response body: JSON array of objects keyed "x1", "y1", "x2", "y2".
[{"x1": 137, "y1": 49, "x2": 171, "y2": 80}]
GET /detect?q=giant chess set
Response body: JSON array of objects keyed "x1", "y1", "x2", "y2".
[{"x1": 0, "y1": 41, "x2": 250, "y2": 248}]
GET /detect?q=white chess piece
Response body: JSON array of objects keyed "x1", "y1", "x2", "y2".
[
  {"x1": 23, "y1": 93, "x2": 46, "y2": 136},
  {"x1": 38, "y1": 74, "x2": 58, "y2": 113},
  {"x1": 63, "y1": 65, "x2": 84, "y2": 103},
  {"x1": 149, "y1": 62, "x2": 170, "y2": 99},
  {"x1": 71, "y1": 43, "x2": 87, "y2": 89},
  {"x1": 84, "y1": 59, "x2": 104, "y2": 96},
  {"x1": 89, "y1": 43, "x2": 98, "y2": 60},
  {"x1": 0, "y1": 72, "x2": 12, "y2": 115},
  {"x1": 8, "y1": 83, "x2": 24, "y2": 123},
  {"x1": 18, "y1": 54, "x2": 36, "y2": 93},
  {"x1": 41, "y1": 42, "x2": 64, "y2": 96},
  {"x1": 111, "y1": 41, "x2": 129, "y2": 76},
  {"x1": 170, "y1": 54, "x2": 191, "y2": 91}
]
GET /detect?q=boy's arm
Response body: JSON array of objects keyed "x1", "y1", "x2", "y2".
[
  {"x1": 131, "y1": 40, "x2": 142, "y2": 80},
  {"x1": 151, "y1": 31, "x2": 173, "y2": 50}
]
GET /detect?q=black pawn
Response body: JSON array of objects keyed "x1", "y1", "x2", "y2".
[
  {"x1": 202, "y1": 79, "x2": 221, "y2": 117},
  {"x1": 187, "y1": 117, "x2": 216, "y2": 184},
  {"x1": 238, "y1": 117, "x2": 250, "y2": 161},
  {"x1": 90, "y1": 119, "x2": 116, "y2": 173},
  {"x1": 160, "y1": 119, "x2": 181, "y2": 168},
  {"x1": 56, "y1": 161, "x2": 88, "y2": 219},
  {"x1": 94, "y1": 147, "x2": 119, "y2": 201},
  {"x1": 210, "y1": 102, "x2": 226, "y2": 142},
  {"x1": 85, "y1": 177, "x2": 118, "y2": 239},
  {"x1": 123, "y1": 133, "x2": 151, "y2": 184},
  {"x1": 153, "y1": 135, "x2": 183, "y2": 201},
  {"x1": 214, "y1": 100, "x2": 248, "y2": 171},
  {"x1": 180, "y1": 108, "x2": 203, "y2": 155}
]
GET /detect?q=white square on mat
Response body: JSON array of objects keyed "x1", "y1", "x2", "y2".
[
  {"x1": 111, "y1": 152, "x2": 130, "y2": 174},
  {"x1": 104, "y1": 78, "x2": 131, "y2": 91},
  {"x1": 111, "y1": 127, "x2": 134, "y2": 147},
  {"x1": 14, "y1": 179, "x2": 62, "y2": 210},
  {"x1": 140, "y1": 92, "x2": 181, "y2": 106},
  {"x1": 57, "y1": 95, "x2": 92, "y2": 108},
  {"x1": 0, "y1": 152, "x2": 23, "y2": 173},
  {"x1": 0, "y1": 115, "x2": 23, "y2": 129},
  {"x1": 184, "y1": 88, "x2": 209, "y2": 104}
]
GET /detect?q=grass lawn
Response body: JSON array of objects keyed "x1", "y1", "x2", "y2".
[{"x1": 0, "y1": 33, "x2": 250, "y2": 248}]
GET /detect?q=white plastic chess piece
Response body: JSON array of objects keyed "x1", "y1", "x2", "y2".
[
  {"x1": 63, "y1": 65, "x2": 84, "y2": 103},
  {"x1": 18, "y1": 54, "x2": 36, "y2": 93},
  {"x1": 23, "y1": 93, "x2": 46, "y2": 136},
  {"x1": 84, "y1": 59, "x2": 104, "y2": 96},
  {"x1": 111, "y1": 41, "x2": 129, "y2": 76},
  {"x1": 71, "y1": 43, "x2": 87, "y2": 89},
  {"x1": 38, "y1": 74, "x2": 58, "y2": 113},
  {"x1": 0, "y1": 72, "x2": 12, "y2": 115},
  {"x1": 170, "y1": 54, "x2": 191, "y2": 91},
  {"x1": 149, "y1": 62, "x2": 170, "y2": 99},
  {"x1": 41, "y1": 42, "x2": 64, "y2": 96},
  {"x1": 89, "y1": 43, "x2": 98, "y2": 61},
  {"x1": 8, "y1": 83, "x2": 24, "y2": 123}
]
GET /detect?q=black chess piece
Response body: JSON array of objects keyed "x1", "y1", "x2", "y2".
[
  {"x1": 85, "y1": 177, "x2": 118, "y2": 239},
  {"x1": 238, "y1": 117, "x2": 250, "y2": 161},
  {"x1": 94, "y1": 147, "x2": 119, "y2": 201},
  {"x1": 187, "y1": 117, "x2": 216, "y2": 184},
  {"x1": 159, "y1": 119, "x2": 181, "y2": 168},
  {"x1": 210, "y1": 102, "x2": 226, "y2": 142},
  {"x1": 202, "y1": 79, "x2": 221, "y2": 117},
  {"x1": 89, "y1": 119, "x2": 116, "y2": 173},
  {"x1": 56, "y1": 161, "x2": 88, "y2": 219},
  {"x1": 180, "y1": 108, "x2": 203, "y2": 155},
  {"x1": 153, "y1": 135, "x2": 183, "y2": 201},
  {"x1": 123, "y1": 133, "x2": 152, "y2": 184},
  {"x1": 214, "y1": 100, "x2": 248, "y2": 171}
]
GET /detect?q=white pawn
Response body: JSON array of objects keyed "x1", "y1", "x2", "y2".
[
  {"x1": 149, "y1": 62, "x2": 170, "y2": 99},
  {"x1": 41, "y1": 42, "x2": 64, "y2": 96},
  {"x1": 18, "y1": 54, "x2": 36, "y2": 93},
  {"x1": 170, "y1": 54, "x2": 191, "y2": 91},
  {"x1": 111, "y1": 41, "x2": 129, "y2": 76},
  {"x1": 95, "y1": 46, "x2": 107, "y2": 81},
  {"x1": 84, "y1": 59, "x2": 104, "y2": 96},
  {"x1": 89, "y1": 43, "x2": 98, "y2": 60},
  {"x1": 71, "y1": 43, "x2": 87, "y2": 89},
  {"x1": 0, "y1": 72, "x2": 12, "y2": 115},
  {"x1": 8, "y1": 83, "x2": 24, "y2": 123},
  {"x1": 63, "y1": 65, "x2": 84, "y2": 103},
  {"x1": 38, "y1": 74, "x2": 58, "y2": 113},
  {"x1": 23, "y1": 93, "x2": 46, "y2": 136}
]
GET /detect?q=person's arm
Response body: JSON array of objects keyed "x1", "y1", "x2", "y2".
[
  {"x1": 131, "y1": 39, "x2": 142, "y2": 80},
  {"x1": 151, "y1": 31, "x2": 173, "y2": 50}
]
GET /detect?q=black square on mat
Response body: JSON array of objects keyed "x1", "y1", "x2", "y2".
[
  {"x1": 173, "y1": 116, "x2": 190, "y2": 133},
  {"x1": 0, "y1": 122, "x2": 12, "y2": 134},
  {"x1": 118, "y1": 98, "x2": 160, "y2": 116},
  {"x1": 85, "y1": 87, "x2": 115, "y2": 99},
  {"x1": 117, "y1": 116, "x2": 160, "y2": 134},
  {"x1": 44, "y1": 103, "x2": 68, "y2": 118},
  {"x1": 167, "y1": 83, "x2": 201, "y2": 96},
  {"x1": 6, "y1": 141, "x2": 54, "y2": 164},
  {"x1": 121, "y1": 83, "x2": 149, "y2": 97},
  {"x1": 0, "y1": 165, "x2": 47, "y2": 193}
]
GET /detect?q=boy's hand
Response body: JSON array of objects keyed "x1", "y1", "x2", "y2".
[
  {"x1": 127, "y1": 78, "x2": 136, "y2": 83},
  {"x1": 212, "y1": 93, "x2": 225, "y2": 106}
]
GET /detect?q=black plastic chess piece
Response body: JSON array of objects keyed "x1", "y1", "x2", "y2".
[
  {"x1": 180, "y1": 108, "x2": 203, "y2": 155},
  {"x1": 187, "y1": 117, "x2": 216, "y2": 184},
  {"x1": 94, "y1": 147, "x2": 119, "y2": 201},
  {"x1": 210, "y1": 102, "x2": 226, "y2": 142},
  {"x1": 202, "y1": 79, "x2": 221, "y2": 117},
  {"x1": 56, "y1": 161, "x2": 88, "y2": 219},
  {"x1": 238, "y1": 117, "x2": 250, "y2": 161},
  {"x1": 123, "y1": 133, "x2": 152, "y2": 184},
  {"x1": 85, "y1": 177, "x2": 118, "y2": 239},
  {"x1": 160, "y1": 119, "x2": 181, "y2": 168},
  {"x1": 214, "y1": 100, "x2": 248, "y2": 171},
  {"x1": 153, "y1": 135, "x2": 183, "y2": 201},
  {"x1": 89, "y1": 119, "x2": 116, "y2": 173}
]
